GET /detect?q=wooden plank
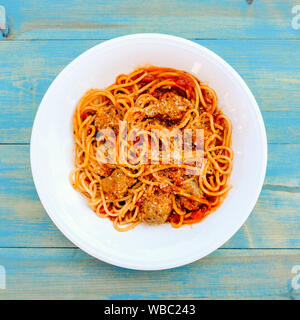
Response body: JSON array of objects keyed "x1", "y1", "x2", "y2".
[
  {"x1": 0, "y1": 144, "x2": 299, "y2": 249},
  {"x1": 266, "y1": 144, "x2": 300, "y2": 187},
  {"x1": 0, "y1": 145, "x2": 74, "y2": 248},
  {"x1": 0, "y1": 40, "x2": 299, "y2": 143},
  {"x1": 0, "y1": 0, "x2": 298, "y2": 302},
  {"x1": 0, "y1": 248, "x2": 299, "y2": 299},
  {"x1": 226, "y1": 187, "x2": 300, "y2": 249},
  {"x1": 1, "y1": 0, "x2": 299, "y2": 40}
]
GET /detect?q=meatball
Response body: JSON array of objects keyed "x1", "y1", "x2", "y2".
[
  {"x1": 95, "y1": 105, "x2": 120, "y2": 134},
  {"x1": 180, "y1": 178, "x2": 203, "y2": 211},
  {"x1": 92, "y1": 163, "x2": 113, "y2": 178},
  {"x1": 141, "y1": 191, "x2": 172, "y2": 224},
  {"x1": 144, "y1": 92, "x2": 191, "y2": 121},
  {"x1": 183, "y1": 178, "x2": 202, "y2": 197},
  {"x1": 101, "y1": 169, "x2": 136, "y2": 201}
]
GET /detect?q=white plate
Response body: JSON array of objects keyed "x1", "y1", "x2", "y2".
[{"x1": 30, "y1": 34, "x2": 267, "y2": 270}]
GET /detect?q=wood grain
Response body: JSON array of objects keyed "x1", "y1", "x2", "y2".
[
  {"x1": 0, "y1": 40, "x2": 299, "y2": 143},
  {"x1": 0, "y1": 248, "x2": 299, "y2": 299},
  {"x1": 0, "y1": 144, "x2": 299, "y2": 249},
  {"x1": 0, "y1": 0, "x2": 299, "y2": 300},
  {"x1": 1, "y1": 0, "x2": 299, "y2": 40}
]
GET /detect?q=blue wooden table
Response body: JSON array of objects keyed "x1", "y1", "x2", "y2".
[{"x1": 0, "y1": 0, "x2": 300, "y2": 299}]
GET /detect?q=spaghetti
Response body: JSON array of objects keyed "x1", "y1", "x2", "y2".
[{"x1": 70, "y1": 66, "x2": 233, "y2": 231}]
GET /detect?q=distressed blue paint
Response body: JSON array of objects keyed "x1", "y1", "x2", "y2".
[
  {"x1": 1, "y1": 0, "x2": 300, "y2": 40},
  {"x1": 266, "y1": 144, "x2": 300, "y2": 187},
  {"x1": 0, "y1": 0, "x2": 299, "y2": 299},
  {"x1": 0, "y1": 248, "x2": 299, "y2": 299}
]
